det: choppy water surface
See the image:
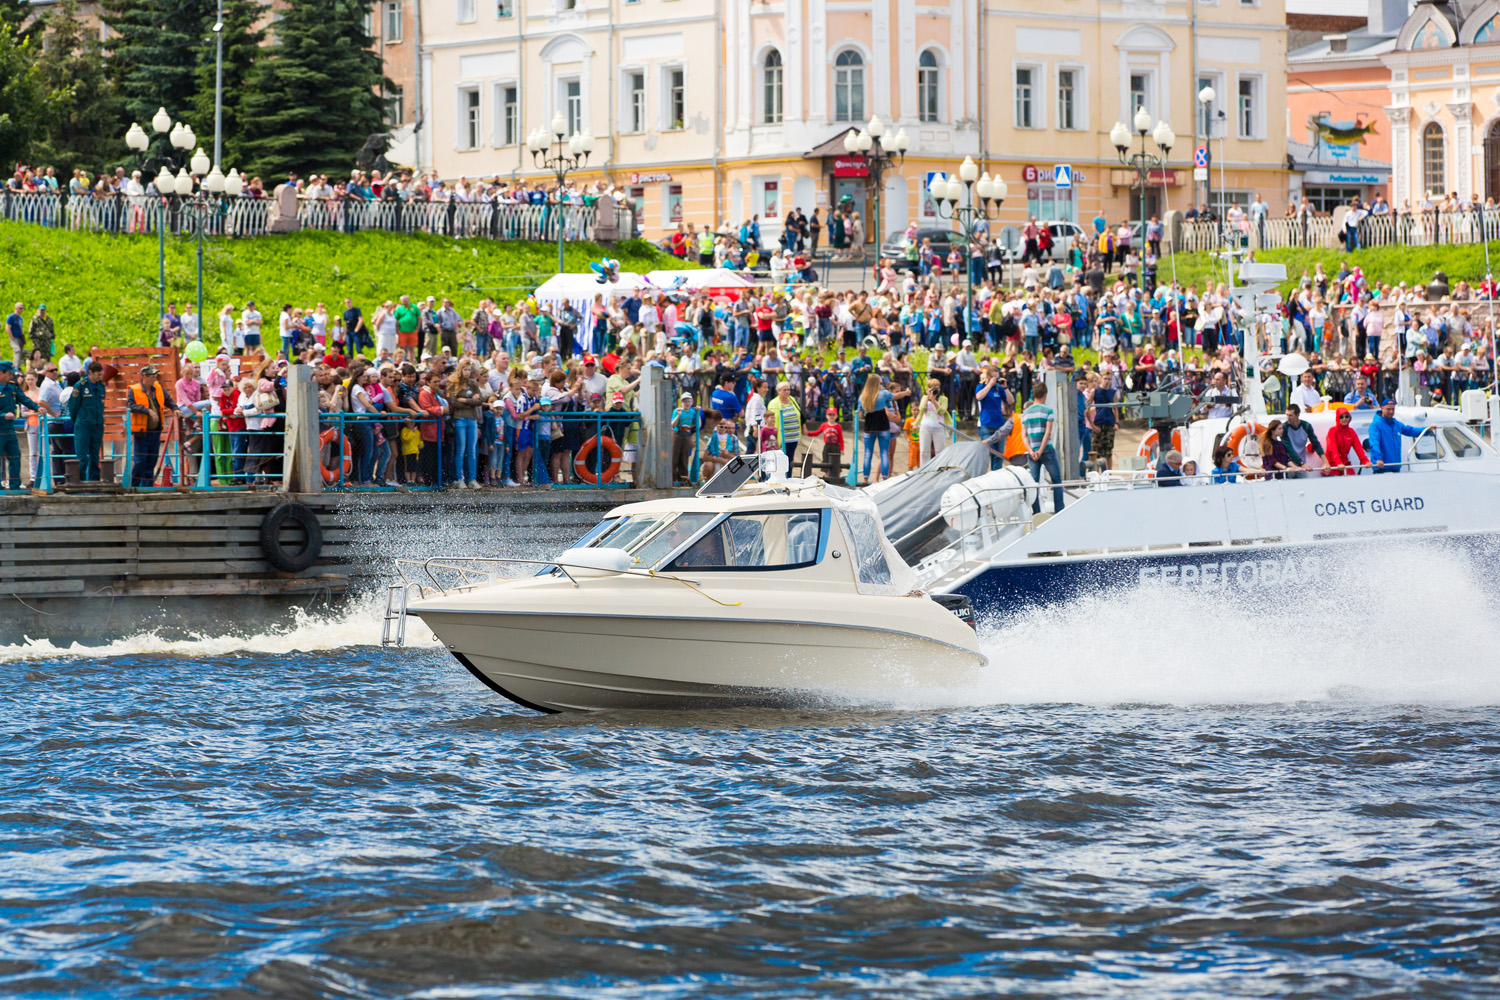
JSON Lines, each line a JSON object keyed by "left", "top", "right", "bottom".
{"left": 2, "top": 592, "right": 1499, "bottom": 998}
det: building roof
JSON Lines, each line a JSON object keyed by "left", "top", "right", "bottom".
{"left": 1286, "top": 0, "right": 1370, "bottom": 16}
{"left": 1288, "top": 138, "right": 1392, "bottom": 175}
{"left": 1288, "top": 32, "right": 1398, "bottom": 61}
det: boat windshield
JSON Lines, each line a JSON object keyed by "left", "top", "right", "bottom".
{"left": 664, "top": 510, "right": 825, "bottom": 571}
{"left": 570, "top": 512, "right": 718, "bottom": 564}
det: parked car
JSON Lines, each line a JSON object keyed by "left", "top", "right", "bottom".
{"left": 879, "top": 227, "right": 957, "bottom": 271}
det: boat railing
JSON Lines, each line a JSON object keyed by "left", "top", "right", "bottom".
{"left": 393, "top": 556, "right": 583, "bottom": 599}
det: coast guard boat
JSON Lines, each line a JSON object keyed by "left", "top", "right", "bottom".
{"left": 879, "top": 262, "right": 1500, "bottom": 615}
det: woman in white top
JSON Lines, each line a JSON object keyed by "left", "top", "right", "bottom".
{"left": 311, "top": 303, "right": 330, "bottom": 347}
{"left": 219, "top": 304, "right": 240, "bottom": 355}
{"left": 373, "top": 300, "right": 398, "bottom": 357}
{"left": 743, "top": 379, "right": 768, "bottom": 452}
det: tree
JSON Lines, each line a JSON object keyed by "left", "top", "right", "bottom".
{"left": 190, "top": 0, "right": 264, "bottom": 171}
{"left": 0, "top": 25, "right": 43, "bottom": 167}
{"left": 100, "top": 0, "right": 213, "bottom": 130}
{"left": 29, "top": 0, "right": 120, "bottom": 178}
{"left": 0, "top": 0, "right": 29, "bottom": 35}
{"left": 238, "top": 0, "right": 390, "bottom": 180}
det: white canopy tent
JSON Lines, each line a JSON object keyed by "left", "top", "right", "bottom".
{"left": 644, "top": 269, "right": 755, "bottom": 296}
{"left": 531, "top": 272, "right": 655, "bottom": 353}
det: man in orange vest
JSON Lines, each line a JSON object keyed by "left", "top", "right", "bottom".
{"left": 127, "top": 365, "right": 178, "bottom": 488}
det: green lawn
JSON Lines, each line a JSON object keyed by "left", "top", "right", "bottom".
{"left": 0, "top": 222, "right": 676, "bottom": 349}
{"left": 1164, "top": 243, "right": 1500, "bottom": 294}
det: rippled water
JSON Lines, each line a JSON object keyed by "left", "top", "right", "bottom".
{"left": 2, "top": 599, "right": 1498, "bottom": 1000}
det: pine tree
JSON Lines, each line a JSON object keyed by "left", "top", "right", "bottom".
{"left": 100, "top": 0, "right": 213, "bottom": 130}
{"left": 190, "top": 0, "right": 265, "bottom": 172}
{"left": 0, "top": 23, "right": 43, "bottom": 166}
{"left": 238, "top": 0, "right": 390, "bottom": 181}
{"left": 29, "top": 0, "right": 120, "bottom": 178}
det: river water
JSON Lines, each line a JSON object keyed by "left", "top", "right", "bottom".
{"left": 2, "top": 545, "right": 1498, "bottom": 998}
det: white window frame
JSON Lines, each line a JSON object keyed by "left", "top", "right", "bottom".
{"left": 388, "top": 93, "right": 404, "bottom": 125}
{"left": 496, "top": 0, "right": 513, "bottom": 15}
{"left": 662, "top": 64, "right": 686, "bottom": 131}
{"left": 1126, "top": 67, "right": 1155, "bottom": 122}
{"left": 1013, "top": 62, "right": 1044, "bottom": 130}
{"left": 493, "top": 81, "right": 518, "bottom": 146}
{"left": 1423, "top": 121, "right": 1447, "bottom": 195}
{"left": 556, "top": 75, "right": 582, "bottom": 136}
{"left": 456, "top": 0, "right": 476, "bottom": 23}
{"left": 917, "top": 49, "right": 942, "bottom": 124}
{"left": 833, "top": 49, "right": 866, "bottom": 123}
{"left": 1235, "top": 71, "right": 1265, "bottom": 140}
{"left": 384, "top": 0, "right": 403, "bottom": 41}
{"left": 763, "top": 49, "right": 785, "bottom": 125}
{"left": 621, "top": 68, "right": 647, "bottom": 134}
{"left": 1055, "top": 63, "right": 1086, "bottom": 132}
{"left": 457, "top": 86, "right": 481, "bottom": 151}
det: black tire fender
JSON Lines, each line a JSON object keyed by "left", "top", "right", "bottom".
{"left": 259, "top": 501, "right": 323, "bottom": 573}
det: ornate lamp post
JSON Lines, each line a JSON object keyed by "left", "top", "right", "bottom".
{"left": 928, "top": 157, "right": 1006, "bottom": 339}
{"left": 126, "top": 109, "right": 198, "bottom": 321}
{"left": 843, "top": 115, "right": 908, "bottom": 270}
{"left": 1197, "top": 86, "right": 1227, "bottom": 237}
{"left": 1110, "top": 108, "right": 1175, "bottom": 292}
{"left": 527, "top": 114, "right": 595, "bottom": 275}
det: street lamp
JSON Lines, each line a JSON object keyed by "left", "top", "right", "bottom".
{"left": 928, "top": 156, "right": 1006, "bottom": 340}
{"left": 1198, "top": 86, "right": 1228, "bottom": 230}
{"left": 124, "top": 107, "right": 236, "bottom": 328}
{"left": 1111, "top": 108, "right": 1174, "bottom": 293}
{"left": 528, "top": 115, "right": 594, "bottom": 275}
{"left": 843, "top": 115, "right": 908, "bottom": 279}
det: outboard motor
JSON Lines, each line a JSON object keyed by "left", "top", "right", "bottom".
{"left": 930, "top": 593, "right": 976, "bottom": 630}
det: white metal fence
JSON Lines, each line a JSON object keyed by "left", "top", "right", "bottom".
{"left": 0, "top": 190, "right": 635, "bottom": 242}
{"left": 1178, "top": 210, "right": 1500, "bottom": 254}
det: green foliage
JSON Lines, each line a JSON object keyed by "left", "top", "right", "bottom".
{"left": 100, "top": 0, "right": 213, "bottom": 128}
{"left": 0, "top": 25, "right": 41, "bottom": 166}
{"left": 238, "top": 0, "right": 390, "bottom": 180}
{"left": 1168, "top": 244, "right": 1500, "bottom": 295}
{"left": 190, "top": 0, "right": 265, "bottom": 170}
{"left": 28, "top": 0, "right": 119, "bottom": 179}
{"left": 0, "top": 222, "right": 680, "bottom": 348}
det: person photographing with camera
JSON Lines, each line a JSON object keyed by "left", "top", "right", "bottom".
{"left": 915, "top": 377, "right": 950, "bottom": 467}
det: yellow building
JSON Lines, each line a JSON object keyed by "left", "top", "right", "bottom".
{"left": 418, "top": 0, "right": 1289, "bottom": 241}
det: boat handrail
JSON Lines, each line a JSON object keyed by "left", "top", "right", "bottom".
{"left": 394, "top": 555, "right": 705, "bottom": 598}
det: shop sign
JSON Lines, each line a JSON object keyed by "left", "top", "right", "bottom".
{"left": 630, "top": 172, "right": 673, "bottom": 184}
{"left": 832, "top": 156, "right": 868, "bottom": 177}
{"left": 1023, "top": 165, "right": 1086, "bottom": 184}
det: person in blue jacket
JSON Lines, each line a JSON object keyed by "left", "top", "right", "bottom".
{"left": 1367, "top": 399, "right": 1425, "bottom": 472}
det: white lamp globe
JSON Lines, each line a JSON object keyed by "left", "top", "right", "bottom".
{"left": 190, "top": 147, "right": 211, "bottom": 175}
{"left": 174, "top": 168, "right": 194, "bottom": 196}
{"left": 125, "top": 122, "right": 148, "bottom": 151}
{"left": 990, "top": 175, "right": 1008, "bottom": 202}
{"left": 152, "top": 107, "right": 171, "bottom": 133}
{"left": 1198, "top": 86, "right": 1216, "bottom": 106}
{"left": 928, "top": 172, "right": 948, "bottom": 199}
{"left": 551, "top": 113, "right": 567, "bottom": 137}
{"left": 959, "top": 156, "right": 979, "bottom": 183}
{"left": 1133, "top": 105, "right": 1152, "bottom": 134}
{"left": 867, "top": 115, "right": 884, "bottom": 138}
{"left": 204, "top": 164, "right": 225, "bottom": 193}
{"left": 223, "top": 169, "right": 243, "bottom": 197}
{"left": 1110, "top": 121, "right": 1130, "bottom": 150}
{"left": 154, "top": 166, "right": 174, "bottom": 192}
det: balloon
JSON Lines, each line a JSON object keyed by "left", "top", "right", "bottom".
{"left": 184, "top": 340, "right": 208, "bottom": 362}
{"left": 589, "top": 257, "right": 621, "bottom": 285}
{"left": 949, "top": 333, "right": 960, "bottom": 347}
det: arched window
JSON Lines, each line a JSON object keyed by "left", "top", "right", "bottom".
{"left": 834, "top": 49, "right": 865, "bottom": 123}
{"left": 762, "top": 49, "right": 783, "bottom": 124}
{"left": 918, "top": 50, "right": 940, "bottom": 123}
{"left": 1424, "top": 122, "right": 1447, "bottom": 195}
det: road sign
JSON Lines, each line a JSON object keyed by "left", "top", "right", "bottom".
{"left": 1053, "top": 164, "right": 1073, "bottom": 188}
{"left": 1193, "top": 167, "right": 1208, "bottom": 182}
{"left": 1194, "top": 146, "right": 1210, "bottom": 168}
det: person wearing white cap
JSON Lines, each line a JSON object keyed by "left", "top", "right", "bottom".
{"left": 671, "top": 390, "right": 701, "bottom": 486}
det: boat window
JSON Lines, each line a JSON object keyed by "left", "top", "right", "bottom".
{"left": 665, "top": 511, "right": 823, "bottom": 571}
{"left": 632, "top": 513, "right": 719, "bottom": 567}
{"left": 1442, "top": 426, "right": 1483, "bottom": 458}
{"left": 590, "top": 514, "right": 673, "bottom": 553}
{"left": 838, "top": 508, "right": 893, "bottom": 589}
{"left": 1412, "top": 429, "right": 1443, "bottom": 463}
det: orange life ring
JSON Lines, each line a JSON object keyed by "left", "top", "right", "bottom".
{"left": 574, "top": 435, "right": 623, "bottom": 484}
{"left": 1221, "top": 422, "right": 1266, "bottom": 458}
{"left": 1137, "top": 428, "right": 1158, "bottom": 458}
{"left": 319, "top": 426, "right": 353, "bottom": 485}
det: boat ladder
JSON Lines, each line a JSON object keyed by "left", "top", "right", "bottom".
{"left": 381, "top": 582, "right": 420, "bottom": 647}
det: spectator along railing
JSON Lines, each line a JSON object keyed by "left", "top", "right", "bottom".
{"left": 1178, "top": 209, "right": 1500, "bottom": 254}
{"left": 0, "top": 190, "right": 634, "bottom": 243}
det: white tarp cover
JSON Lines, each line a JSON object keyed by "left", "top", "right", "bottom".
{"left": 532, "top": 272, "right": 654, "bottom": 354}
{"left": 645, "top": 268, "right": 755, "bottom": 291}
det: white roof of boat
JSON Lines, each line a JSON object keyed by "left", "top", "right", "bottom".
{"left": 608, "top": 479, "right": 843, "bottom": 518}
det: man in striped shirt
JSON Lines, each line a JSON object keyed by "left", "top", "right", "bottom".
{"left": 1021, "top": 382, "right": 1064, "bottom": 514}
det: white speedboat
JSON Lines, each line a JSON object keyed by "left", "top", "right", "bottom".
{"left": 393, "top": 455, "right": 983, "bottom": 712}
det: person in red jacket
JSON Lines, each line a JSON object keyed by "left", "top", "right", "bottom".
{"left": 1323, "top": 407, "right": 1370, "bottom": 475}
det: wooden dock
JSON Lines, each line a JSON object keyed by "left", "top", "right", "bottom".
{"left": 0, "top": 487, "right": 684, "bottom": 644}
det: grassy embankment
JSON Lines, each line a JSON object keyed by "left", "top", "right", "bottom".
{"left": 1164, "top": 244, "right": 1500, "bottom": 295}
{"left": 0, "top": 221, "right": 678, "bottom": 350}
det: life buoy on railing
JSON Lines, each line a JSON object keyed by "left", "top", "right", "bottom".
{"left": 1222, "top": 422, "right": 1268, "bottom": 476}
{"left": 259, "top": 501, "right": 324, "bottom": 572}
{"left": 319, "top": 427, "right": 353, "bottom": 485}
{"left": 1138, "top": 428, "right": 1159, "bottom": 466}
{"left": 574, "top": 435, "right": 623, "bottom": 484}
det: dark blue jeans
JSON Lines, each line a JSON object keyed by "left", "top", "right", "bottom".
{"left": 1028, "top": 446, "right": 1064, "bottom": 513}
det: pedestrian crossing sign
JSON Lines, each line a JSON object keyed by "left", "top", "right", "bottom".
{"left": 1053, "top": 164, "right": 1072, "bottom": 188}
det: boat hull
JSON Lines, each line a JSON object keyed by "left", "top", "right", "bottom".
{"left": 416, "top": 610, "right": 984, "bottom": 712}
{"left": 947, "top": 529, "right": 1500, "bottom": 618}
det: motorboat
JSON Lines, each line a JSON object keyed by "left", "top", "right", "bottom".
{"left": 390, "top": 454, "right": 983, "bottom": 712}
{"left": 868, "top": 261, "right": 1500, "bottom": 617}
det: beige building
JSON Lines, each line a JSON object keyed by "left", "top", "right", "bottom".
{"left": 416, "top": 0, "right": 1289, "bottom": 241}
